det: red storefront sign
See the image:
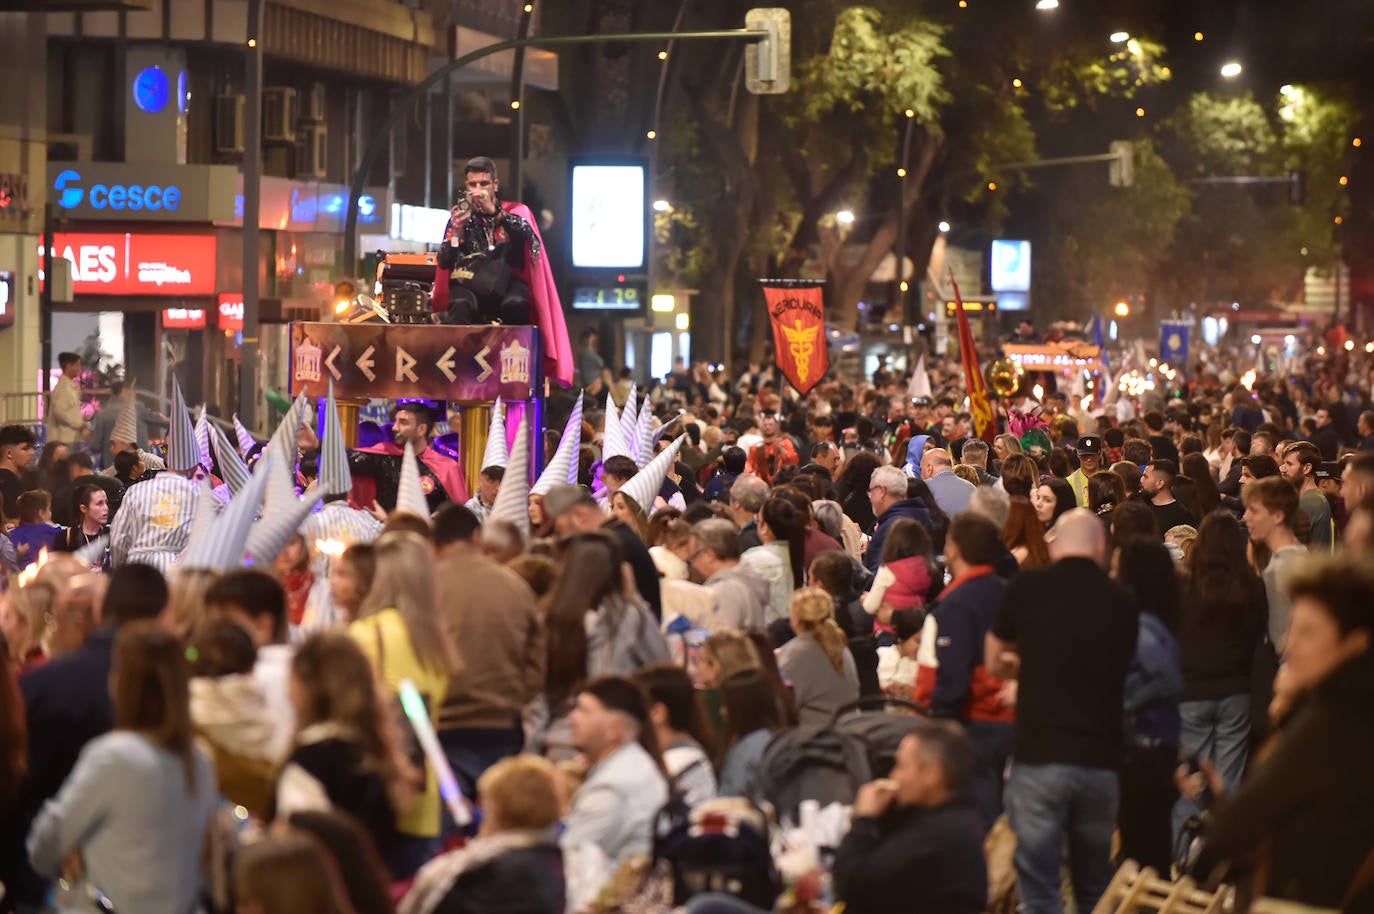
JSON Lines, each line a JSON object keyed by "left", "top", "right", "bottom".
{"left": 46, "top": 232, "right": 217, "bottom": 296}
{"left": 217, "top": 294, "right": 244, "bottom": 331}
{"left": 162, "top": 308, "right": 207, "bottom": 330}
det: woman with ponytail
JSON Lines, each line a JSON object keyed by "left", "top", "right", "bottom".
{"left": 777, "top": 587, "right": 859, "bottom": 727}
{"left": 743, "top": 496, "right": 808, "bottom": 623}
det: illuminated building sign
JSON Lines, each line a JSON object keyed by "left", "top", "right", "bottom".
{"left": 43, "top": 232, "right": 218, "bottom": 296}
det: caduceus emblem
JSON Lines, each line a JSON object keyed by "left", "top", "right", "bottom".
{"left": 782, "top": 318, "right": 820, "bottom": 385}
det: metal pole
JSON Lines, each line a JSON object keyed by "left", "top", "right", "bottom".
{"left": 508, "top": 4, "right": 533, "bottom": 201}
{"left": 444, "top": 73, "right": 454, "bottom": 206}
{"left": 343, "top": 28, "right": 769, "bottom": 268}
{"left": 41, "top": 203, "right": 54, "bottom": 386}
{"left": 239, "top": 0, "right": 265, "bottom": 431}
{"left": 895, "top": 117, "right": 914, "bottom": 327}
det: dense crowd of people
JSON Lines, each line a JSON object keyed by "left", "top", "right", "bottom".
{"left": 0, "top": 328, "right": 1372, "bottom": 914}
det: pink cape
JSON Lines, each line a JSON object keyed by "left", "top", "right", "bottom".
{"left": 432, "top": 200, "right": 574, "bottom": 388}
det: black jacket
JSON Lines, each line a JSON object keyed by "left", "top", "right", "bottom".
{"left": 834, "top": 801, "right": 988, "bottom": 914}
{"left": 433, "top": 843, "right": 566, "bottom": 914}
{"left": 1197, "top": 651, "right": 1374, "bottom": 912}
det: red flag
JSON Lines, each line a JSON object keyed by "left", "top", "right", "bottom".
{"left": 761, "top": 282, "right": 829, "bottom": 395}
{"left": 950, "top": 273, "right": 996, "bottom": 444}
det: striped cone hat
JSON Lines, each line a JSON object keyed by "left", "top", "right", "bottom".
{"left": 488, "top": 412, "right": 530, "bottom": 536}
{"left": 233, "top": 414, "right": 256, "bottom": 456}
{"left": 318, "top": 380, "right": 352, "bottom": 497}
{"left": 601, "top": 391, "right": 628, "bottom": 461}
{"left": 620, "top": 384, "right": 641, "bottom": 464}
{"left": 165, "top": 375, "right": 201, "bottom": 472}
{"left": 268, "top": 393, "right": 307, "bottom": 466}
{"left": 210, "top": 420, "right": 253, "bottom": 496}
{"left": 635, "top": 401, "right": 656, "bottom": 469}
{"left": 480, "top": 397, "right": 508, "bottom": 471}
{"left": 181, "top": 464, "right": 269, "bottom": 572}
{"left": 111, "top": 394, "right": 138, "bottom": 445}
{"left": 617, "top": 434, "right": 685, "bottom": 515}
{"left": 532, "top": 394, "right": 583, "bottom": 495}
{"left": 246, "top": 477, "right": 325, "bottom": 565}
{"left": 194, "top": 406, "right": 213, "bottom": 471}
{"left": 395, "top": 439, "right": 431, "bottom": 523}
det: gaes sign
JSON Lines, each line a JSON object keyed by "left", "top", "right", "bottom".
{"left": 42, "top": 233, "right": 217, "bottom": 296}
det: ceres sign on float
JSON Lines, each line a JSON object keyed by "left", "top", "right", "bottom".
{"left": 41, "top": 233, "right": 217, "bottom": 296}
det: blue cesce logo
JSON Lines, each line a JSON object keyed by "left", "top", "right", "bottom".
{"left": 53, "top": 170, "right": 84, "bottom": 208}
{"left": 52, "top": 170, "right": 182, "bottom": 212}
{"left": 133, "top": 66, "right": 170, "bottom": 114}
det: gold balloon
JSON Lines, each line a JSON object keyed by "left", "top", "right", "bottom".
{"left": 986, "top": 358, "right": 1023, "bottom": 398}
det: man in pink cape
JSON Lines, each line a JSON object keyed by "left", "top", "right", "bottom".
{"left": 349, "top": 401, "right": 469, "bottom": 513}
{"left": 433, "top": 156, "right": 573, "bottom": 389}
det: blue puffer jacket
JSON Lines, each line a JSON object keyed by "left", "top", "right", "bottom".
{"left": 1123, "top": 611, "right": 1183, "bottom": 749}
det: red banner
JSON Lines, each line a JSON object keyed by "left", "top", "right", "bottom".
{"left": 951, "top": 273, "right": 996, "bottom": 444}
{"left": 761, "top": 282, "right": 829, "bottom": 395}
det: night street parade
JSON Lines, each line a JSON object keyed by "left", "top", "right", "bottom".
{"left": 0, "top": 1, "right": 1372, "bottom": 912}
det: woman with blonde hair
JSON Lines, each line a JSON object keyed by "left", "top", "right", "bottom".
{"left": 777, "top": 587, "right": 859, "bottom": 726}
{"left": 279, "top": 631, "right": 413, "bottom": 876}
{"left": 164, "top": 567, "right": 221, "bottom": 642}
{"left": 28, "top": 622, "right": 217, "bottom": 914}
{"left": 350, "top": 530, "right": 460, "bottom": 875}
{"left": 610, "top": 489, "right": 651, "bottom": 543}
{"left": 0, "top": 579, "right": 57, "bottom": 672}
{"left": 402, "top": 755, "right": 566, "bottom": 914}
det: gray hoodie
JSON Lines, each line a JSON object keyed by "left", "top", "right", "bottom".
{"left": 704, "top": 563, "right": 771, "bottom": 632}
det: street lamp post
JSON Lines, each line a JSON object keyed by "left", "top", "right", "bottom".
{"left": 239, "top": 0, "right": 265, "bottom": 432}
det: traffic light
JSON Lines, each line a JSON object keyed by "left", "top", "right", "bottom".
{"left": 1109, "top": 141, "right": 1135, "bottom": 188}
{"left": 745, "top": 9, "right": 791, "bottom": 95}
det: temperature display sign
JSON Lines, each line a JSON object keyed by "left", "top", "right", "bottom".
{"left": 572, "top": 284, "right": 644, "bottom": 311}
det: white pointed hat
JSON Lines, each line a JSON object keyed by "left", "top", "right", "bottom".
{"left": 318, "top": 380, "right": 352, "bottom": 497}
{"left": 194, "top": 406, "right": 214, "bottom": 471}
{"left": 112, "top": 393, "right": 138, "bottom": 445}
{"left": 620, "top": 385, "right": 641, "bottom": 464}
{"left": 488, "top": 412, "right": 530, "bottom": 536}
{"left": 181, "top": 478, "right": 219, "bottom": 558}
{"left": 480, "top": 397, "right": 508, "bottom": 471}
{"left": 181, "top": 463, "right": 270, "bottom": 572}
{"left": 532, "top": 394, "right": 583, "bottom": 495}
{"left": 907, "top": 354, "right": 933, "bottom": 401}
{"left": 246, "top": 486, "right": 325, "bottom": 565}
{"left": 268, "top": 393, "right": 307, "bottom": 469}
{"left": 232, "top": 414, "right": 257, "bottom": 457}
{"left": 165, "top": 375, "right": 201, "bottom": 472}
{"left": 635, "top": 401, "right": 656, "bottom": 468}
{"left": 617, "top": 434, "right": 685, "bottom": 514}
{"left": 209, "top": 421, "right": 253, "bottom": 496}
{"left": 601, "top": 391, "right": 628, "bottom": 461}
{"left": 395, "top": 439, "right": 431, "bottom": 522}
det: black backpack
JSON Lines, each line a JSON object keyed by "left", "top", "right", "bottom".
{"left": 652, "top": 793, "right": 780, "bottom": 909}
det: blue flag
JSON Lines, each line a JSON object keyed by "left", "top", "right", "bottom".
{"left": 1160, "top": 322, "right": 1189, "bottom": 369}
{"left": 1091, "top": 314, "right": 1111, "bottom": 371}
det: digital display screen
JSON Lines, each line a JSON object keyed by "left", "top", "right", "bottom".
{"left": 991, "top": 239, "right": 1031, "bottom": 292}
{"left": 571, "top": 164, "right": 646, "bottom": 269}
{"left": 573, "top": 285, "right": 643, "bottom": 311}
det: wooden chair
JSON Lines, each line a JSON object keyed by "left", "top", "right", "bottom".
{"left": 1092, "top": 860, "right": 1234, "bottom": 914}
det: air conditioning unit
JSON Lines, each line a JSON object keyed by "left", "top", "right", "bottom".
{"left": 215, "top": 94, "right": 245, "bottom": 154}
{"left": 302, "top": 83, "right": 326, "bottom": 123}
{"left": 263, "top": 87, "right": 298, "bottom": 143}
{"left": 297, "top": 125, "right": 328, "bottom": 179}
